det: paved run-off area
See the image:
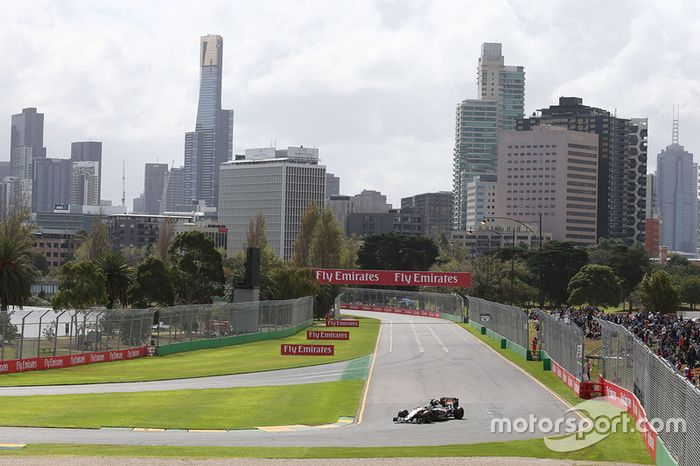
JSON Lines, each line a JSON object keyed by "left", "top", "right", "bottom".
{"left": 0, "top": 310, "right": 575, "bottom": 447}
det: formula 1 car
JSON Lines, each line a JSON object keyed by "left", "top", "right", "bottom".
{"left": 393, "top": 397, "right": 465, "bottom": 423}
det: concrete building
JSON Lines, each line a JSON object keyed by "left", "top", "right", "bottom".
{"left": 656, "top": 125, "right": 698, "bottom": 253}
{"left": 478, "top": 43, "right": 526, "bottom": 131}
{"left": 350, "top": 189, "right": 391, "bottom": 213}
{"left": 32, "top": 228, "right": 79, "bottom": 269}
{"left": 106, "top": 213, "right": 193, "bottom": 251}
{"left": 325, "top": 173, "right": 340, "bottom": 200}
{"left": 144, "top": 163, "right": 169, "bottom": 215}
{"left": 463, "top": 175, "right": 497, "bottom": 232}
{"left": 449, "top": 225, "right": 552, "bottom": 258}
{"left": 70, "top": 142, "right": 102, "bottom": 204}
{"left": 218, "top": 147, "right": 325, "bottom": 260}
{"left": 496, "top": 125, "right": 599, "bottom": 245}
{"left": 32, "top": 158, "right": 71, "bottom": 213}
{"left": 346, "top": 209, "right": 422, "bottom": 238}
{"left": 160, "top": 167, "right": 188, "bottom": 213}
{"left": 0, "top": 161, "right": 10, "bottom": 179}
{"left": 132, "top": 193, "right": 145, "bottom": 213}
{"left": 400, "top": 191, "right": 453, "bottom": 235}
{"left": 518, "top": 97, "right": 647, "bottom": 244}
{"left": 328, "top": 195, "right": 351, "bottom": 233}
{"left": 184, "top": 34, "right": 234, "bottom": 208}
{"left": 645, "top": 217, "right": 661, "bottom": 258}
{"left": 70, "top": 161, "right": 100, "bottom": 206}
{"left": 10, "top": 108, "right": 47, "bottom": 211}
{"left": 645, "top": 173, "right": 657, "bottom": 219}
{"left": 174, "top": 221, "right": 229, "bottom": 249}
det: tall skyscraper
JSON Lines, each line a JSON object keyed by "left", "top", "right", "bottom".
{"left": 160, "top": 167, "right": 187, "bottom": 213}
{"left": 184, "top": 34, "right": 234, "bottom": 208}
{"left": 325, "top": 173, "right": 340, "bottom": 200}
{"left": 452, "top": 43, "right": 524, "bottom": 229}
{"left": 496, "top": 125, "right": 599, "bottom": 245}
{"left": 10, "top": 108, "right": 46, "bottom": 210}
{"left": 401, "top": 191, "right": 453, "bottom": 235}
{"left": 517, "top": 97, "right": 648, "bottom": 244}
{"left": 218, "top": 147, "right": 325, "bottom": 260}
{"left": 656, "top": 120, "right": 698, "bottom": 253}
{"left": 70, "top": 161, "right": 100, "bottom": 206}
{"left": 71, "top": 141, "right": 102, "bottom": 204}
{"left": 32, "top": 158, "right": 72, "bottom": 213}
{"left": 144, "top": 163, "right": 169, "bottom": 214}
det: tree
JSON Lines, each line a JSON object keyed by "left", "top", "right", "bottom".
{"left": 153, "top": 217, "right": 175, "bottom": 267}
{"left": 665, "top": 254, "right": 700, "bottom": 277}
{"left": 309, "top": 208, "right": 343, "bottom": 268}
{"left": 680, "top": 275, "right": 700, "bottom": 310}
{"left": 30, "top": 251, "right": 49, "bottom": 276}
{"left": 246, "top": 212, "right": 267, "bottom": 249}
{"left": 268, "top": 265, "right": 320, "bottom": 300}
{"left": 75, "top": 218, "right": 109, "bottom": 262}
{"left": 0, "top": 311, "right": 18, "bottom": 344}
{"left": 97, "top": 251, "right": 134, "bottom": 309}
{"left": 340, "top": 235, "right": 362, "bottom": 269}
{"left": 526, "top": 241, "right": 588, "bottom": 306}
{"left": 169, "top": 231, "right": 224, "bottom": 304}
{"left": 638, "top": 269, "right": 681, "bottom": 314}
{"left": 292, "top": 204, "right": 320, "bottom": 267}
{"left": 588, "top": 239, "right": 650, "bottom": 305}
{"left": 121, "top": 246, "right": 148, "bottom": 267}
{"left": 0, "top": 209, "right": 39, "bottom": 311}
{"left": 358, "top": 233, "right": 439, "bottom": 271}
{"left": 128, "top": 257, "right": 175, "bottom": 307}
{"left": 52, "top": 262, "right": 107, "bottom": 310}
{"left": 567, "top": 264, "right": 622, "bottom": 307}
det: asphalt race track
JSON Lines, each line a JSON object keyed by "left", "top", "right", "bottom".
{"left": 0, "top": 310, "right": 573, "bottom": 447}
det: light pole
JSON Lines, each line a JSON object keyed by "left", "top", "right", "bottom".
{"left": 471, "top": 226, "right": 516, "bottom": 305}
{"left": 481, "top": 213, "right": 544, "bottom": 309}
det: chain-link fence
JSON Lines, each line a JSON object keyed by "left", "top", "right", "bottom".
{"left": 535, "top": 309, "right": 585, "bottom": 381}
{"left": 336, "top": 287, "right": 464, "bottom": 319}
{"left": 0, "top": 307, "right": 156, "bottom": 361}
{"left": 598, "top": 319, "right": 700, "bottom": 466}
{"left": 466, "top": 296, "right": 529, "bottom": 351}
{"left": 155, "top": 297, "right": 314, "bottom": 347}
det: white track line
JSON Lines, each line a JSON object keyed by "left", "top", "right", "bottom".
{"left": 410, "top": 322, "right": 424, "bottom": 353}
{"left": 426, "top": 324, "right": 449, "bottom": 353}
{"left": 389, "top": 322, "right": 393, "bottom": 353}
{"left": 448, "top": 324, "right": 472, "bottom": 342}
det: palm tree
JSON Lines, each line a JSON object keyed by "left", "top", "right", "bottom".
{"left": 0, "top": 238, "right": 39, "bottom": 311}
{"left": 97, "top": 251, "right": 134, "bottom": 309}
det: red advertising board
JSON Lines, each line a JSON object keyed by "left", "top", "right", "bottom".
{"left": 280, "top": 344, "right": 335, "bottom": 356}
{"left": 325, "top": 319, "right": 360, "bottom": 327}
{"left": 551, "top": 360, "right": 582, "bottom": 396}
{"left": 0, "top": 347, "right": 147, "bottom": 376}
{"left": 342, "top": 303, "right": 441, "bottom": 319}
{"left": 314, "top": 269, "right": 470, "bottom": 288}
{"left": 307, "top": 330, "right": 350, "bottom": 340}
{"left": 600, "top": 377, "right": 657, "bottom": 459}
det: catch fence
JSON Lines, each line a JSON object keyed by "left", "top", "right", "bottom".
{"left": 335, "top": 287, "right": 464, "bottom": 321}
{"left": 466, "top": 296, "right": 528, "bottom": 353}
{"left": 535, "top": 309, "right": 586, "bottom": 382}
{"left": 0, "top": 308, "right": 155, "bottom": 361}
{"left": 598, "top": 319, "right": 700, "bottom": 466}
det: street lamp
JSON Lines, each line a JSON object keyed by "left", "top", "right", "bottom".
{"left": 481, "top": 213, "right": 544, "bottom": 309}
{"left": 470, "top": 226, "right": 516, "bottom": 305}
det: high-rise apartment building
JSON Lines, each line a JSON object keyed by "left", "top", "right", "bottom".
{"left": 517, "top": 97, "right": 647, "bottom": 244}
{"left": 32, "top": 158, "right": 72, "bottom": 213}
{"left": 0, "top": 161, "right": 10, "bottom": 180}
{"left": 70, "top": 141, "right": 102, "bottom": 205}
{"left": 10, "top": 108, "right": 46, "bottom": 210}
{"left": 400, "top": 191, "right": 453, "bottom": 235}
{"left": 656, "top": 123, "right": 697, "bottom": 253}
{"left": 453, "top": 43, "right": 524, "bottom": 230}
{"left": 325, "top": 173, "right": 340, "bottom": 200}
{"left": 160, "top": 167, "right": 187, "bottom": 213}
{"left": 184, "top": 34, "right": 234, "bottom": 208}
{"left": 70, "top": 161, "right": 100, "bottom": 206}
{"left": 144, "top": 163, "right": 169, "bottom": 215}
{"left": 463, "top": 174, "right": 497, "bottom": 231}
{"left": 218, "top": 147, "right": 325, "bottom": 260}
{"left": 496, "top": 125, "right": 599, "bottom": 245}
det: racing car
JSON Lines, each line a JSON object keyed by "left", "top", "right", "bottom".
{"left": 393, "top": 396, "right": 464, "bottom": 423}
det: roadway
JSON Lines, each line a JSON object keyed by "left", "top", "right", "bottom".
{"left": 0, "top": 310, "right": 573, "bottom": 447}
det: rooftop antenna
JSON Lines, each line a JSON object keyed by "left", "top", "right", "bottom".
{"left": 672, "top": 105, "right": 679, "bottom": 145}
{"left": 121, "top": 160, "right": 126, "bottom": 207}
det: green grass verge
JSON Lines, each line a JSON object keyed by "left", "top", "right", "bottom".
{"left": 459, "top": 323, "right": 652, "bottom": 464}
{"left": 0, "top": 428, "right": 651, "bottom": 463}
{"left": 0, "top": 380, "right": 363, "bottom": 430}
{"left": 0, "top": 316, "right": 379, "bottom": 387}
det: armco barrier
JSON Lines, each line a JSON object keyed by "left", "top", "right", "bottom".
{"left": 342, "top": 303, "right": 441, "bottom": 319}
{"left": 157, "top": 320, "right": 312, "bottom": 356}
{"left": 0, "top": 347, "right": 147, "bottom": 375}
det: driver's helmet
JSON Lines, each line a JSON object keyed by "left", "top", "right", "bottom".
{"left": 430, "top": 399, "right": 440, "bottom": 406}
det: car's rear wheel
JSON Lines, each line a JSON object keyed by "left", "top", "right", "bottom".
{"left": 422, "top": 411, "right": 432, "bottom": 424}
{"left": 454, "top": 407, "right": 465, "bottom": 420}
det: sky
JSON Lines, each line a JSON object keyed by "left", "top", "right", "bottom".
{"left": 1, "top": 0, "right": 699, "bottom": 208}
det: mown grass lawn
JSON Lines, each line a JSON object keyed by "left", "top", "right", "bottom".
{"left": 0, "top": 316, "right": 379, "bottom": 387}
{"left": 0, "top": 380, "right": 363, "bottom": 430}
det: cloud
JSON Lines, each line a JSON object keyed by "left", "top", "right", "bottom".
{"left": 0, "top": 0, "right": 698, "bottom": 208}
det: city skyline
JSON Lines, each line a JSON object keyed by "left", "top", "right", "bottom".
{"left": 1, "top": 1, "right": 700, "bottom": 207}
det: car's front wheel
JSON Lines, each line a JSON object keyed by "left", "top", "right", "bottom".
{"left": 454, "top": 407, "right": 465, "bottom": 420}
